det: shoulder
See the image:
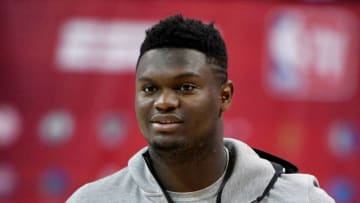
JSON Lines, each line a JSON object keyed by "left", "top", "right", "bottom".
{"left": 268, "top": 173, "right": 335, "bottom": 203}
{"left": 66, "top": 146, "right": 162, "bottom": 203}
{"left": 66, "top": 167, "right": 136, "bottom": 202}
{"left": 223, "top": 138, "right": 335, "bottom": 202}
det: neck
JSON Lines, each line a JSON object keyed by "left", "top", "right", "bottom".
{"left": 148, "top": 141, "right": 227, "bottom": 192}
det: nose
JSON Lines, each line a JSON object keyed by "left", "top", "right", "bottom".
{"left": 154, "top": 89, "right": 179, "bottom": 112}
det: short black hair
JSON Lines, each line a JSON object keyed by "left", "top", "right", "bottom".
{"left": 137, "top": 14, "right": 228, "bottom": 83}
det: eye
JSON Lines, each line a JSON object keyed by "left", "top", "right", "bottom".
{"left": 178, "top": 84, "right": 197, "bottom": 93}
{"left": 142, "top": 85, "right": 158, "bottom": 94}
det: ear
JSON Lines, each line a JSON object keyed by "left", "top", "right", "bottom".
{"left": 219, "top": 80, "right": 234, "bottom": 114}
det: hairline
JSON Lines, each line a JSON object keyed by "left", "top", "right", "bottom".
{"left": 136, "top": 48, "right": 227, "bottom": 86}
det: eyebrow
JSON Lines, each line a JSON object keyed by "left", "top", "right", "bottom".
{"left": 174, "top": 72, "right": 201, "bottom": 80}
{"left": 137, "top": 72, "right": 201, "bottom": 82}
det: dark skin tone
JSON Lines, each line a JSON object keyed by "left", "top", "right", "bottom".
{"left": 135, "top": 48, "right": 233, "bottom": 192}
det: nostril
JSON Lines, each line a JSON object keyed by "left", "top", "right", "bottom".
{"left": 155, "top": 103, "right": 176, "bottom": 112}
{"left": 154, "top": 91, "right": 179, "bottom": 111}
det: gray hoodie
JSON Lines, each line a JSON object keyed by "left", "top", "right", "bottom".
{"left": 66, "top": 138, "right": 335, "bottom": 203}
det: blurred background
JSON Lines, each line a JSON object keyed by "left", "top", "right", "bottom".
{"left": 1, "top": 0, "right": 360, "bottom": 202}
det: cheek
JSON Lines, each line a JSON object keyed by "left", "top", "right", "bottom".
{"left": 135, "top": 97, "right": 152, "bottom": 125}
{"left": 182, "top": 97, "right": 219, "bottom": 139}
{"left": 185, "top": 92, "right": 220, "bottom": 118}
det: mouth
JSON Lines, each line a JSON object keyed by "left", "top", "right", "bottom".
{"left": 150, "top": 114, "right": 183, "bottom": 132}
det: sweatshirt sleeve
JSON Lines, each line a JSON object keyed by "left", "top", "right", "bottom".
{"left": 65, "top": 183, "right": 89, "bottom": 203}
{"left": 308, "top": 176, "right": 335, "bottom": 203}
{"left": 269, "top": 173, "right": 336, "bottom": 203}
{"left": 65, "top": 192, "right": 77, "bottom": 203}
{"left": 65, "top": 184, "right": 89, "bottom": 203}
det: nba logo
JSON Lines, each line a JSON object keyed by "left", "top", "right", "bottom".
{"left": 264, "top": 8, "right": 358, "bottom": 101}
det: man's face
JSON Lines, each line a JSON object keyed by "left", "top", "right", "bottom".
{"left": 135, "top": 48, "right": 226, "bottom": 153}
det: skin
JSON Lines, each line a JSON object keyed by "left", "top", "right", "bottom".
{"left": 135, "top": 48, "right": 233, "bottom": 192}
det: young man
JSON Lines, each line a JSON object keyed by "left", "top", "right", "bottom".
{"left": 67, "top": 15, "right": 335, "bottom": 203}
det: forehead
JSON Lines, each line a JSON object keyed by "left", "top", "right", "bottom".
{"left": 136, "top": 48, "right": 211, "bottom": 78}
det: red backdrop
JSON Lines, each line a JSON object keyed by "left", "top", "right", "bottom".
{"left": 1, "top": 1, "right": 359, "bottom": 203}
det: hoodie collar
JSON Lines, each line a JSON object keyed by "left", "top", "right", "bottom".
{"left": 127, "top": 138, "right": 276, "bottom": 202}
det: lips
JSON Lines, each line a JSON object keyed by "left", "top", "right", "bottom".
{"left": 150, "top": 114, "right": 183, "bottom": 123}
{"left": 150, "top": 114, "right": 183, "bottom": 132}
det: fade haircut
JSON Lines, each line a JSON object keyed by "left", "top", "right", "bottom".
{"left": 137, "top": 14, "right": 228, "bottom": 84}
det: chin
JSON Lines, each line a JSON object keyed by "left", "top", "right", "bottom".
{"left": 151, "top": 139, "right": 184, "bottom": 152}
{"left": 147, "top": 135, "right": 186, "bottom": 151}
